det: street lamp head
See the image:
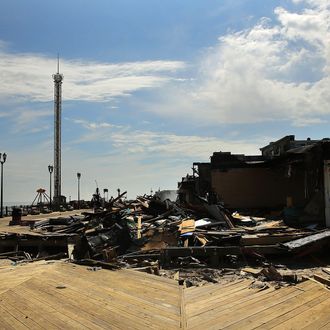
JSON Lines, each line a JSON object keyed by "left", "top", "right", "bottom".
{"left": 77, "top": 172, "right": 81, "bottom": 179}
{"left": 0, "top": 153, "right": 6, "bottom": 163}
{"left": 48, "top": 165, "right": 53, "bottom": 174}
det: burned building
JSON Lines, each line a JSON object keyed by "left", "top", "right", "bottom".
{"left": 178, "top": 162, "right": 211, "bottom": 206}
{"left": 178, "top": 135, "right": 330, "bottom": 227}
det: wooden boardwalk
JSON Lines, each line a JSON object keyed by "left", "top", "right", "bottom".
{"left": 184, "top": 278, "right": 330, "bottom": 329}
{"left": 0, "top": 261, "right": 329, "bottom": 329}
{"left": 0, "top": 209, "right": 89, "bottom": 235}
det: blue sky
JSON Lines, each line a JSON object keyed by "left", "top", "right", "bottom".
{"left": 0, "top": 0, "right": 329, "bottom": 202}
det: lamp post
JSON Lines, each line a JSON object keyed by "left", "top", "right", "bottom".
{"left": 77, "top": 172, "right": 81, "bottom": 209}
{"left": 0, "top": 153, "right": 7, "bottom": 218}
{"left": 48, "top": 165, "right": 53, "bottom": 210}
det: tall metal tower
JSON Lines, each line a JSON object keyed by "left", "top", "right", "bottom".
{"left": 53, "top": 56, "right": 63, "bottom": 204}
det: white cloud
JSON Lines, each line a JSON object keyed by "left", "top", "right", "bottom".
{"left": 0, "top": 50, "right": 185, "bottom": 103}
{"left": 0, "top": 106, "right": 52, "bottom": 134}
{"left": 292, "top": 117, "right": 327, "bottom": 126}
{"left": 142, "top": 0, "right": 330, "bottom": 127}
{"left": 14, "top": 108, "right": 52, "bottom": 127}
{"left": 292, "top": 0, "right": 330, "bottom": 10}
{"left": 3, "top": 0, "right": 327, "bottom": 129}
{"left": 72, "top": 119, "right": 261, "bottom": 158}
{"left": 72, "top": 119, "right": 123, "bottom": 130}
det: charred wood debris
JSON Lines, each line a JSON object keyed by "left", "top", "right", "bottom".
{"left": 1, "top": 191, "right": 330, "bottom": 288}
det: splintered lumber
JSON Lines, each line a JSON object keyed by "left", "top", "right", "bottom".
{"left": 242, "top": 267, "right": 263, "bottom": 276}
{"left": 136, "top": 197, "right": 149, "bottom": 209}
{"left": 179, "top": 219, "right": 195, "bottom": 234}
{"left": 313, "top": 274, "right": 330, "bottom": 287}
{"left": 204, "top": 204, "right": 234, "bottom": 229}
{"left": 322, "top": 268, "right": 330, "bottom": 276}
{"left": 240, "top": 232, "right": 310, "bottom": 246}
{"left": 282, "top": 230, "right": 330, "bottom": 251}
{"left": 109, "top": 191, "right": 127, "bottom": 206}
{"left": 137, "top": 216, "right": 142, "bottom": 239}
{"left": 144, "top": 209, "right": 174, "bottom": 223}
{"left": 74, "top": 259, "right": 121, "bottom": 270}
{"left": 160, "top": 245, "right": 285, "bottom": 258}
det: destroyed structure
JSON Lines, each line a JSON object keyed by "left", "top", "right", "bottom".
{"left": 179, "top": 135, "right": 330, "bottom": 228}
{"left": 0, "top": 135, "right": 330, "bottom": 328}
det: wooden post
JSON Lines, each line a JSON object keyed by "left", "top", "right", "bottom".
{"left": 137, "top": 216, "right": 142, "bottom": 239}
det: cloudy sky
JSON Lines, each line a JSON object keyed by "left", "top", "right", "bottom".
{"left": 0, "top": 0, "right": 329, "bottom": 203}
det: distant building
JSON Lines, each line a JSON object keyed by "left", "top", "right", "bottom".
{"left": 260, "top": 135, "right": 321, "bottom": 159}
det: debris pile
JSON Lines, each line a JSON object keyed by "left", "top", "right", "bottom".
{"left": 1, "top": 191, "right": 330, "bottom": 287}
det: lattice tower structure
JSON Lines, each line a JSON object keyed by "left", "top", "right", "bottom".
{"left": 53, "top": 62, "right": 63, "bottom": 201}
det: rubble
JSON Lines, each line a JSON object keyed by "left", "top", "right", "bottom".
{"left": 0, "top": 189, "right": 329, "bottom": 287}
